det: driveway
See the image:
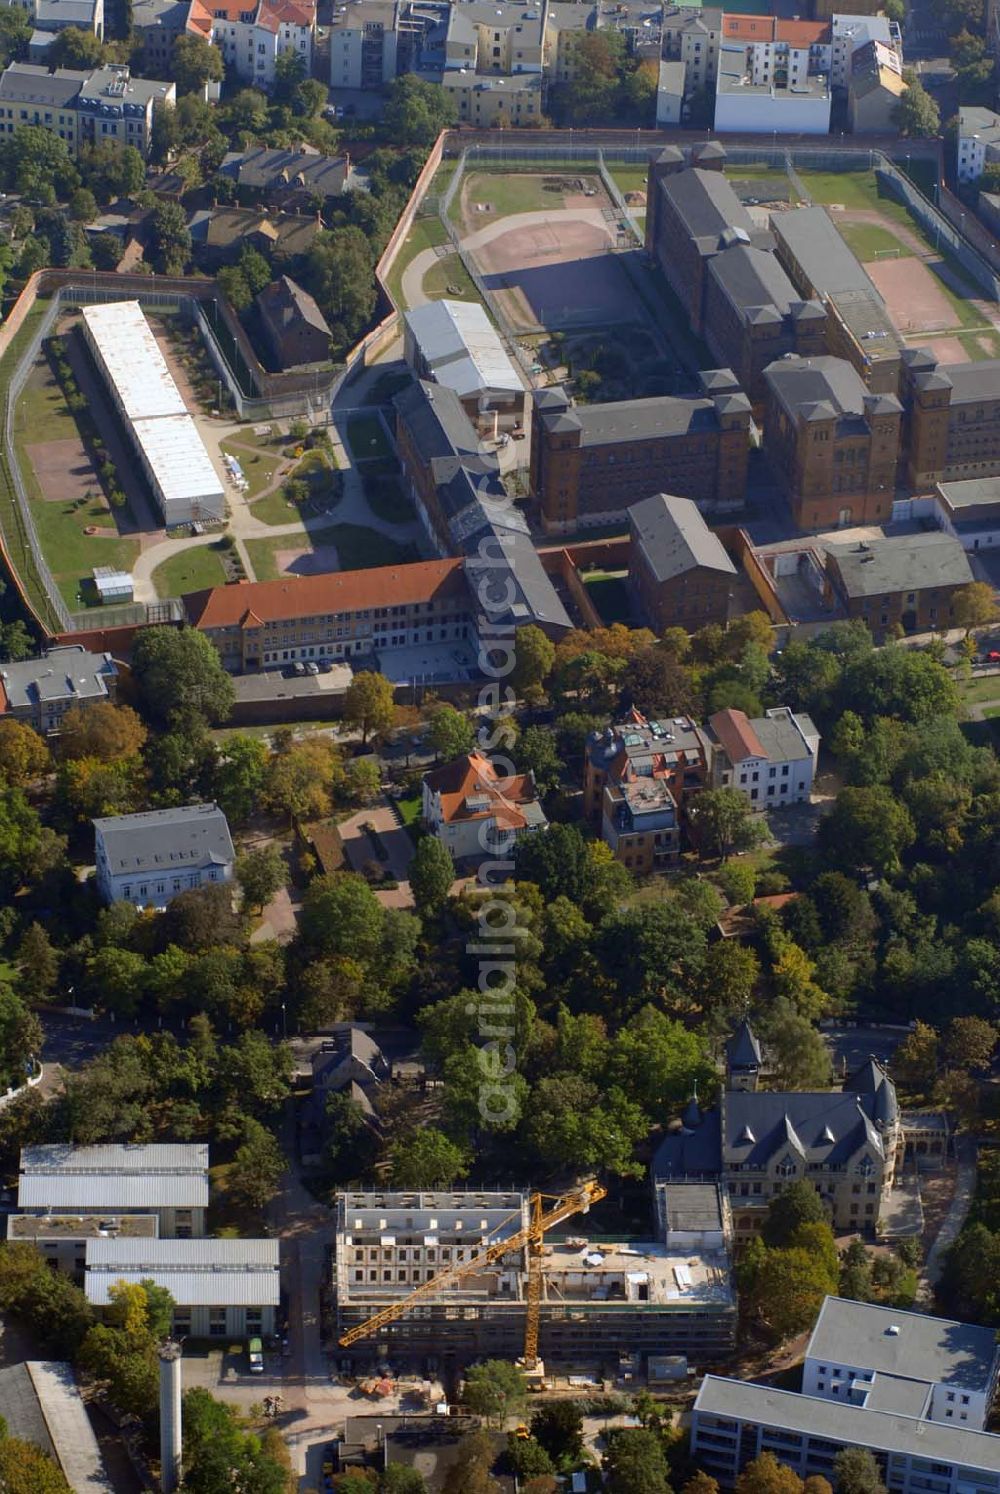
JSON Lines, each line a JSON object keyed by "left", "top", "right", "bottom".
{"left": 338, "top": 802, "right": 415, "bottom": 909}
{"left": 921, "top": 1136, "right": 978, "bottom": 1295}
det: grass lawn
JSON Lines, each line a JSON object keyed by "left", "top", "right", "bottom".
{"left": 455, "top": 170, "right": 572, "bottom": 224}
{"left": 984, "top": 705, "right": 1000, "bottom": 719}
{"left": 221, "top": 436, "right": 283, "bottom": 499}
{"left": 583, "top": 572, "right": 631, "bottom": 623}
{"left": 837, "top": 221, "right": 909, "bottom": 261}
{"left": 798, "top": 169, "right": 892, "bottom": 212}
{"left": 957, "top": 329, "right": 1000, "bottom": 360}
{"left": 384, "top": 215, "right": 448, "bottom": 309}
{"left": 961, "top": 674, "right": 1000, "bottom": 704}
{"left": 396, "top": 792, "right": 422, "bottom": 844}
{"left": 422, "top": 252, "right": 480, "bottom": 303}
{"left": 245, "top": 523, "right": 416, "bottom": 582}
{"left": 608, "top": 166, "right": 649, "bottom": 198}
{"left": 151, "top": 544, "right": 229, "bottom": 598}
{"left": 251, "top": 486, "right": 306, "bottom": 526}
{"left": 346, "top": 414, "right": 392, "bottom": 462}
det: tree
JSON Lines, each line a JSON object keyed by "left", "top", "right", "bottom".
{"left": 181, "top": 1388, "right": 293, "bottom": 1492}
{"left": 893, "top": 1020, "right": 939, "bottom": 1094}
{"left": 212, "top": 734, "right": 268, "bottom": 822}
{"left": 762, "top": 1179, "right": 828, "bottom": 1248}
{"left": 0, "top": 1429, "right": 72, "bottom": 1493}
{"left": 68, "top": 185, "right": 97, "bottom": 223}
{"left": 345, "top": 757, "right": 381, "bottom": 806}
{"left": 428, "top": 704, "right": 475, "bottom": 762}
{"left": 173, "top": 31, "right": 224, "bottom": 94}
{"left": 463, "top": 1360, "right": 527, "bottom": 1426}
{"left": 893, "top": 73, "right": 941, "bottom": 136}
{"left": 16, "top": 922, "right": 58, "bottom": 1004}
{"left": 524, "top": 1074, "right": 647, "bottom": 1177}
{"left": 737, "top": 1453, "right": 803, "bottom": 1494}
{"left": 833, "top": 1449, "right": 887, "bottom": 1494}
{"left": 149, "top": 198, "right": 192, "bottom": 276}
{"left": 603, "top": 1428, "right": 670, "bottom": 1494}
{"left": 740, "top": 1243, "right": 837, "bottom": 1342}
{"left": 0, "top": 621, "right": 34, "bottom": 663}
{"left": 952, "top": 581, "right": 999, "bottom": 635}
{"left": 343, "top": 671, "right": 395, "bottom": 745}
{"left": 760, "top": 997, "right": 831, "bottom": 1090}
{"left": 409, "top": 835, "right": 454, "bottom": 916}
{"left": 0, "top": 983, "right": 41, "bottom": 1089}
{"left": 819, "top": 787, "right": 915, "bottom": 877}
{"left": 511, "top": 625, "right": 555, "bottom": 696}
{"left": 306, "top": 226, "right": 377, "bottom": 359}
{"left": 131, "top": 627, "right": 234, "bottom": 729}
{"left": 684, "top": 1477, "right": 720, "bottom": 1494}
{"left": 689, "top": 787, "right": 766, "bottom": 861}
{"left": 236, "top": 846, "right": 285, "bottom": 913}
{"left": 48, "top": 26, "right": 104, "bottom": 67}
{"left": 262, "top": 737, "right": 342, "bottom": 823}
{"left": 0, "top": 719, "right": 48, "bottom": 786}
{"left": 60, "top": 701, "right": 146, "bottom": 762}
{"left": 389, "top": 1126, "right": 468, "bottom": 1188}
{"left": 621, "top": 646, "right": 696, "bottom": 718}
{"left": 229, "top": 1116, "right": 284, "bottom": 1212}
{"left": 944, "top": 1015, "right": 997, "bottom": 1071}
{"left": 300, "top": 872, "right": 384, "bottom": 965}
{"left": 0, "top": 7, "right": 30, "bottom": 70}
{"left": 0, "top": 126, "right": 79, "bottom": 203}
{"left": 514, "top": 726, "right": 563, "bottom": 797}
{"left": 383, "top": 73, "right": 456, "bottom": 145}
{"left": 530, "top": 1401, "right": 583, "bottom": 1463}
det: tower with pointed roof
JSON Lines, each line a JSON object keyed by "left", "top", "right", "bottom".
{"left": 726, "top": 1018, "right": 762, "bottom": 1092}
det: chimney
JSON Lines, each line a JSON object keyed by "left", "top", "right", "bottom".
{"left": 159, "top": 1341, "right": 183, "bottom": 1493}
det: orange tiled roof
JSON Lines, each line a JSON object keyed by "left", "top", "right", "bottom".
{"left": 722, "top": 14, "right": 776, "bottom": 40}
{"left": 425, "top": 751, "right": 538, "bottom": 830}
{"left": 185, "top": 558, "right": 468, "bottom": 630}
{"left": 709, "top": 708, "right": 767, "bottom": 763}
{"left": 187, "top": 0, "right": 213, "bottom": 33}
{"left": 776, "top": 18, "right": 829, "bottom": 45}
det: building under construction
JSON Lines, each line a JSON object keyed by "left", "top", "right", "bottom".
{"left": 332, "top": 1187, "right": 735, "bottom": 1372}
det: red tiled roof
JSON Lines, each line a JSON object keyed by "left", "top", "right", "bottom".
{"left": 776, "top": 18, "right": 829, "bottom": 44}
{"left": 259, "top": 0, "right": 313, "bottom": 26}
{"left": 721, "top": 15, "right": 828, "bottom": 44}
{"left": 185, "top": 559, "right": 468, "bottom": 630}
{"left": 709, "top": 708, "right": 767, "bottom": 763}
{"left": 425, "top": 751, "right": 539, "bottom": 830}
{"left": 722, "top": 14, "right": 776, "bottom": 40}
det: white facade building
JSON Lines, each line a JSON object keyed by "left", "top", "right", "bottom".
{"left": 830, "top": 12, "right": 898, "bottom": 86}
{"left": 209, "top": 0, "right": 314, "bottom": 88}
{"left": 18, "top": 1143, "right": 209, "bottom": 1238}
{"left": 958, "top": 105, "right": 1000, "bottom": 183}
{"left": 93, "top": 802, "right": 235, "bottom": 909}
{"left": 85, "top": 1237, "right": 280, "bottom": 1340}
{"left": 705, "top": 706, "right": 819, "bottom": 808}
{"left": 803, "top": 1297, "right": 1000, "bottom": 1432}
{"left": 421, "top": 750, "right": 547, "bottom": 863}
{"left": 81, "top": 300, "right": 225, "bottom": 527}
{"left": 714, "top": 38, "right": 831, "bottom": 134}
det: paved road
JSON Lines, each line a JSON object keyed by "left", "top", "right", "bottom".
{"left": 921, "top": 1136, "right": 978, "bottom": 1295}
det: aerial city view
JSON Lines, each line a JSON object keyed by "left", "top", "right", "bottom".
{"left": 5, "top": 0, "right": 1000, "bottom": 1490}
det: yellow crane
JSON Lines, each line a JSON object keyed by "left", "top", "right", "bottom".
{"left": 337, "top": 1179, "right": 607, "bottom": 1372}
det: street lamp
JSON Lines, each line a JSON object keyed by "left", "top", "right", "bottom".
{"left": 280, "top": 1001, "right": 287, "bottom": 1040}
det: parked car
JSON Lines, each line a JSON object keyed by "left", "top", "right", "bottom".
{"left": 294, "top": 661, "right": 307, "bottom": 676}
{"left": 306, "top": 661, "right": 320, "bottom": 675}
{"left": 248, "top": 1337, "right": 264, "bottom": 1374}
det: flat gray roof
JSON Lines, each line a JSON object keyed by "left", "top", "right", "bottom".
{"left": 865, "top": 1373, "right": 933, "bottom": 1418}
{"left": 92, "top": 802, "right": 234, "bottom": 877}
{"left": 807, "top": 1296, "right": 1000, "bottom": 1393}
{"left": 85, "top": 1238, "right": 280, "bottom": 1307}
{"left": 0, "top": 646, "right": 116, "bottom": 711}
{"left": 19, "top": 1142, "right": 209, "bottom": 1211}
{"left": 827, "top": 533, "right": 973, "bottom": 598}
{"left": 629, "top": 492, "right": 737, "bottom": 584}
{"left": 660, "top": 1182, "right": 725, "bottom": 1234}
{"left": 694, "top": 1376, "right": 1000, "bottom": 1471}
{"left": 938, "top": 475, "right": 1000, "bottom": 510}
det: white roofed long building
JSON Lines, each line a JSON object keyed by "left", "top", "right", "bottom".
{"left": 85, "top": 1237, "right": 280, "bottom": 1339}
{"left": 81, "top": 301, "right": 225, "bottom": 527}
{"left": 18, "top": 1143, "right": 209, "bottom": 1237}
{"left": 403, "top": 299, "right": 524, "bottom": 415}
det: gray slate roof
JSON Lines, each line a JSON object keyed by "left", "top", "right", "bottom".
{"left": 765, "top": 353, "right": 901, "bottom": 423}
{"left": 629, "top": 493, "right": 737, "bottom": 583}
{"left": 0, "top": 646, "right": 116, "bottom": 710}
{"left": 708, "top": 243, "right": 816, "bottom": 323}
{"left": 220, "top": 146, "right": 348, "bottom": 197}
{"left": 827, "top": 533, "right": 973, "bottom": 599}
{"left": 694, "top": 1376, "right": 1000, "bottom": 1471}
{"left": 93, "top": 802, "right": 235, "bottom": 877}
{"left": 659, "top": 167, "right": 756, "bottom": 252}
{"left": 257, "top": 275, "right": 332, "bottom": 340}
{"left": 537, "top": 390, "right": 737, "bottom": 445}
{"left": 771, "top": 205, "right": 886, "bottom": 297}
{"left": 726, "top": 1018, "right": 761, "bottom": 1069}
{"left": 807, "top": 1296, "right": 1000, "bottom": 1393}
{"left": 0, "top": 61, "right": 86, "bottom": 106}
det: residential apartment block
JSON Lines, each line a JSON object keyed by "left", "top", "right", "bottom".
{"left": 190, "top": 0, "right": 314, "bottom": 87}
{"left": 654, "top": 1036, "right": 901, "bottom": 1237}
{"left": 329, "top": 0, "right": 444, "bottom": 91}
{"left": 958, "top": 104, "right": 1000, "bottom": 184}
{"left": 804, "top": 1296, "right": 1000, "bottom": 1431}
{"left": 17, "top": 1143, "right": 210, "bottom": 1239}
{"left": 85, "top": 1238, "right": 280, "bottom": 1340}
{"left": 714, "top": 17, "right": 832, "bottom": 135}
{"left": 704, "top": 705, "right": 819, "bottom": 807}
{"left": 691, "top": 1374, "right": 1000, "bottom": 1494}
{"left": 131, "top": 0, "right": 196, "bottom": 74}
{"left": 763, "top": 354, "right": 902, "bottom": 531}
{"left": 901, "top": 350, "right": 1000, "bottom": 489}
{"left": 628, "top": 491, "right": 739, "bottom": 631}
{"left": 529, "top": 375, "right": 752, "bottom": 534}
{"left": 847, "top": 37, "right": 904, "bottom": 132}
{"left": 0, "top": 645, "right": 117, "bottom": 735}
{"left": 584, "top": 710, "right": 709, "bottom": 872}
{"left": 333, "top": 1189, "right": 736, "bottom": 1369}
{"left": 0, "top": 61, "right": 174, "bottom": 155}
{"left": 441, "top": 66, "right": 542, "bottom": 124}
{"left": 770, "top": 205, "right": 902, "bottom": 396}
{"left": 825, "top": 532, "right": 974, "bottom": 640}
{"left": 93, "top": 802, "right": 235, "bottom": 908}
{"left": 422, "top": 750, "right": 547, "bottom": 864}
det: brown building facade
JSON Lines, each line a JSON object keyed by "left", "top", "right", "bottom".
{"left": 584, "top": 710, "right": 709, "bottom": 872}
{"left": 902, "top": 351, "right": 1000, "bottom": 490}
{"left": 763, "top": 355, "right": 902, "bottom": 530}
{"left": 530, "top": 375, "right": 752, "bottom": 534}
{"left": 628, "top": 491, "right": 739, "bottom": 630}
{"left": 825, "top": 532, "right": 974, "bottom": 639}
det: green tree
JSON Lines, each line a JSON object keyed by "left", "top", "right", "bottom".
{"left": 345, "top": 756, "right": 381, "bottom": 805}
{"left": 236, "top": 846, "right": 285, "bottom": 913}
{"left": 689, "top": 787, "right": 767, "bottom": 861}
{"left": 741, "top": 1242, "right": 837, "bottom": 1343}
{"left": 944, "top": 1015, "right": 996, "bottom": 1071}
{"left": 514, "top": 725, "right": 563, "bottom": 797}
{"left": 409, "top": 835, "right": 454, "bottom": 917}
{"left": 16, "top": 922, "right": 58, "bottom": 1004}
{"left": 181, "top": 1387, "right": 293, "bottom": 1492}
{"left": 388, "top": 1126, "right": 468, "bottom": 1188}
{"left": 762, "top": 1179, "right": 829, "bottom": 1248}
{"left": 0, "top": 983, "right": 41, "bottom": 1089}
{"left": 131, "top": 627, "right": 234, "bottom": 729}
{"left": 819, "top": 786, "right": 915, "bottom": 877}
{"left": 343, "top": 671, "right": 395, "bottom": 745}
{"left": 463, "top": 1360, "right": 526, "bottom": 1426}
{"left": 0, "top": 7, "right": 30, "bottom": 69}
{"left": 524, "top": 1075, "right": 647, "bottom": 1177}
{"left": 603, "top": 1427, "right": 671, "bottom": 1494}
{"left": 299, "top": 872, "right": 384, "bottom": 964}
{"left": 759, "top": 997, "right": 831, "bottom": 1090}
{"left": 306, "top": 225, "right": 377, "bottom": 358}
{"left": 383, "top": 73, "right": 456, "bottom": 144}
{"left": 511, "top": 624, "right": 555, "bottom": 696}
{"left": 48, "top": 26, "right": 105, "bottom": 67}
{"left": 530, "top": 1401, "right": 583, "bottom": 1462}
{"left": 229, "top": 1116, "right": 284, "bottom": 1212}
{"left": 893, "top": 73, "right": 941, "bottom": 135}
{"left": 212, "top": 734, "right": 269, "bottom": 822}
{"left": 68, "top": 185, "right": 97, "bottom": 222}
{"left": 172, "top": 31, "right": 224, "bottom": 94}
{"left": 0, "top": 621, "right": 34, "bottom": 663}
{"left": 263, "top": 737, "right": 342, "bottom": 823}
{"left": 0, "top": 125, "right": 79, "bottom": 202}
{"left": 0, "top": 1429, "right": 72, "bottom": 1493}
{"left": 428, "top": 704, "right": 475, "bottom": 761}
{"left": 834, "top": 1448, "right": 887, "bottom": 1494}
{"left": 609, "top": 1005, "right": 714, "bottom": 1115}
{"left": 737, "top": 1453, "right": 803, "bottom": 1494}
{"left": 893, "top": 1020, "right": 939, "bottom": 1094}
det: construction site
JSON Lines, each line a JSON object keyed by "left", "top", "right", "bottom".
{"left": 332, "top": 1184, "right": 736, "bottom": 1376}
